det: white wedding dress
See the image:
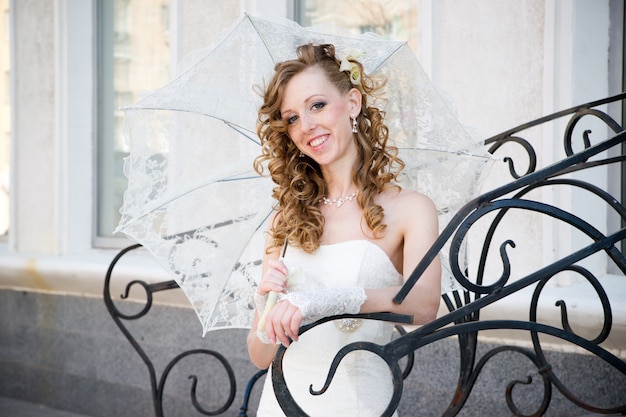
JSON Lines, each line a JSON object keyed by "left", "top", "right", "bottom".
{"left": 256, "top": 240, "right": 404, "bottom": 417}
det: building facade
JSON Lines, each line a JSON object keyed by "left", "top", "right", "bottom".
{"left": 0, "top": 0, "right": 623, "bottom": 415}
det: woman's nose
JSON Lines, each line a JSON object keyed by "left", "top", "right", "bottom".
{"left": 299, "top": 114, "right": 316, "bottom": 132}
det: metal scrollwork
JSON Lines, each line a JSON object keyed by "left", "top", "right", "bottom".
{"left": 271, "top": 313, "right": 414, "bottom": 417}
{"left": 486, "top": 135, "right": 537, "bottom": 179}
{"left": 103, "top": 244, "right": 239, "bottom": 417}
{"left": 528, "top": 265, "right": 621, "bottom": 415}
{"left": 563, "top": 107, "right": 623, "bottom": 157}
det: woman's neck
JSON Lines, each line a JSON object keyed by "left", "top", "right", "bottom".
{"left": 320, "top": 163, "right": 357, "bottom": 199}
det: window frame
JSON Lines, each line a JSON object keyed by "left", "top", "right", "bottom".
{"left": 94, "top": 0, "right": 175, "bottom": 249}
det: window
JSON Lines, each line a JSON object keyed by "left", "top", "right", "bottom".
{"left": 295, "top": 0, "right": 419, "bottom": 51}
{"left": 97, "top": 0, "right": 171, "bottom": 242}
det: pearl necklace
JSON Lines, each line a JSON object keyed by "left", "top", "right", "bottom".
{"left": 321, "top": 191, "right": 358, "bottom": 207}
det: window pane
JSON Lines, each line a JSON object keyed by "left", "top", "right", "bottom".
{"left": 295, "top": 0, "right": 419, "bottom": 51}
{"left": 97, "top": 0, "right": 170, "bottom": 239}
{"left": 0, "top": 0, "right": 9, "bottom": 237}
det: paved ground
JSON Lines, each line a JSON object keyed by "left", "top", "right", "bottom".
{"left": 0, "top": 397, "right": 92, "bottom": 417}
{"left": 1, "top": 395, "right": 620, "bottom": 417}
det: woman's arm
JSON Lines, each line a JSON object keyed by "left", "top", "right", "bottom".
{"left": 360, "top": 190, "right": 441, "bottom": 324}
{"left": 247, "top": 308, "right": 280, "bottom": 369}
{"left": 247, "top": 217, "right": 288, "bottom": 369}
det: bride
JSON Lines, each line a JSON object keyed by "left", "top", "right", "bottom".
{"left": 247, "top": 43, "right": 442, "bottom": 416}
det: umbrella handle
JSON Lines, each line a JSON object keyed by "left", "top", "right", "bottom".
{"left": 258, "top": 239, "right": 289, "bottom": 332}
{"left": 258, "top": 291, "right": 278, "bottom": 332}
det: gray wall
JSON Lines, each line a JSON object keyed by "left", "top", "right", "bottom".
{"left": 1, "top": 288, "right": 624, "bottom": 417}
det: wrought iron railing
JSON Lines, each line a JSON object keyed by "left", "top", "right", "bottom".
{"left": 103, "top": 247, "right": 414, "bottom": 416}
{"left": 272, "top": 92, "right": 626, "bottom": 416}
{"left": 104, "top": 244, "right": 239, "bottom": 417}
{"left": 104, "top": 93, "right": 626, "bottom": 416}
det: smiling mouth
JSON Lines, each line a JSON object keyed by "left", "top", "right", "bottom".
{"left": 309, "top": 135, "right": 329, "bottom": 148}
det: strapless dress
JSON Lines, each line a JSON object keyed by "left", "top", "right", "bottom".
{"left": 256, "top": 240, "right": 404, "bottom": 417}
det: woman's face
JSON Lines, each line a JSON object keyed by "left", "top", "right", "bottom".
{"left": 280, "top": 66, "right": 361, "bottom": 167}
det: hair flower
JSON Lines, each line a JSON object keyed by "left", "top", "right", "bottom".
{"left": 339, "top": 49, "right": 365, "bottom": 86}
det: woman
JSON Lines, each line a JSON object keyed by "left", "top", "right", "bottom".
{"left": 247, "top": 43, "right": 441, "bottom": 416}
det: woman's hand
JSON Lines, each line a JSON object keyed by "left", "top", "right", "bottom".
{"left": 264, "top": 297, "right": 303, "bottom": 346}
{"left": 256, "top": 258, "right": 288, "bottom": 333}
{"left": 258, "top": 258, "right": 289, "bottom": 296}
{"left": 256, "top": 258, "right": 303, "bottom": 346}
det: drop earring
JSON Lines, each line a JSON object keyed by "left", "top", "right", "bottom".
{"left": 351, "top": 116, "right": 358, "bottom": 134}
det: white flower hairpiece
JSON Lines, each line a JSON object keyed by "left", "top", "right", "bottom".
{"left": 339, "top": 49, "right": 365, "bottom": 87}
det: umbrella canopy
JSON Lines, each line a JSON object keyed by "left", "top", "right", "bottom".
{"left": 116, "top": 13, "right": 494, "bottom": 335}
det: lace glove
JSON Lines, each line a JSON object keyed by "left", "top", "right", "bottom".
{"left": 253, "top": 292, "right": 268, "bottom": 316}
{"left": 255, "top": 291, "right": 287, "bottom": 344}
{"left": 253, "top": 292, "right": 272, "bottom": 344}
{"left": 256, "top": 329, "right": 271, "bottom": 344}
{"left": 279, "top": 287, "right": 367, "bottom": 325}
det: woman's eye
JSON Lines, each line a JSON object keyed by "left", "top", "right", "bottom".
{"left": 286, "top": 115, "right": 298, "bottom": 125}
{"left": 312, "top": 102, "right": 326, "bottom": 111}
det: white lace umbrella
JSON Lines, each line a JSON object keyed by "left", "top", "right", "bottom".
{"left": 115, "top": 13, "right": 494, "bottom": 336}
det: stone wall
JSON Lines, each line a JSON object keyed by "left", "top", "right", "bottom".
{"left": 1, "top": 288, "right": 624, "bottom": 417}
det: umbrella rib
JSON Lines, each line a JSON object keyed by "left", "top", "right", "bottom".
{"left": 219, "top": 176, "right": 262, "bottom": 182}
{"left": 123, "top": 107, "right": 258, "bottom": 142}
{"left": 247, "top": 14, "right": 280, "bottom": 65}
{"left": 223, "top": 121, "right": 261, "bottom": 146}
{"left": 125, "top": 171, "right": 264, "bottom": 223}
{"left": 246, "top": 13, "right": 408, "bottom": 74}
{"left": 397, "top": 147, "right": 497, "bottom": 159}
{"left": 370, "top": 41, "right": 405, "bottom": 74}
{"left": 204, "top": 205, "right": 275, "bottom": 329}
{"left": 162, "top": 212, "right": 259, "bottom": 241}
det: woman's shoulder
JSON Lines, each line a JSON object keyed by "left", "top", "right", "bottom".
{"left": 379, "top": 186, "right": 436, "bottom": 212}
{"left": 376, "top": 187, "right": 439, "bottom": 250}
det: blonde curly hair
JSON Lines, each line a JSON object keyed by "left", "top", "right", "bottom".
{"left": 254, "top": 43, "right": 405, "bottom": 253}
